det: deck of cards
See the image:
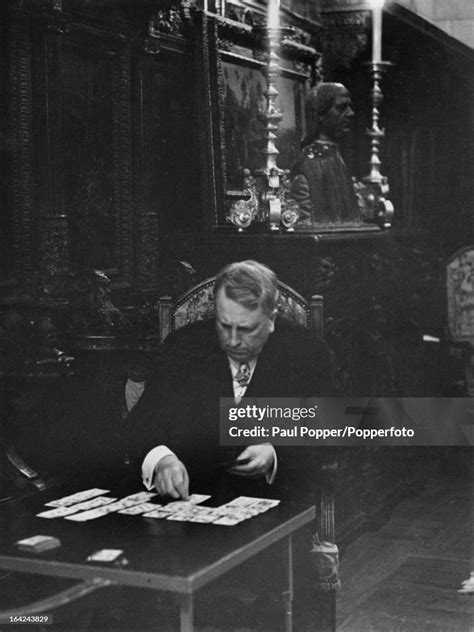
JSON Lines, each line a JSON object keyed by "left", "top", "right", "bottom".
{"left": 36, "top": 488, "right": 280, "bottom": 527}
{"left": 16, "top": 535, "right": 61, "bottom": 553}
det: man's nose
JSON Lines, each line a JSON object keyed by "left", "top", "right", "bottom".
{"left": 347, "top": 106, "right": 355, "bottom": 117}
{"left": 229, "top": 328, "right": 241, "bottom": 347}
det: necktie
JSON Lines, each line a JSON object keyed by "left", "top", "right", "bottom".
{"left": 235, "top": 363, "right": 251, "bottom": 388}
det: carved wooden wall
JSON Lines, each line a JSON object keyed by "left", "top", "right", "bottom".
{"left": 1, "top": 0, "right": 203, "bottom": 355}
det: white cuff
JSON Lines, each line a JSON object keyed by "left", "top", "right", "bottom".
{"left": 142, "top": 446, "right": 176, "bottom": 490}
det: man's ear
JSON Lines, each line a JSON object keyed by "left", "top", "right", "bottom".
{"left": 268, "top": 308, "right": 277, "bottom": 333}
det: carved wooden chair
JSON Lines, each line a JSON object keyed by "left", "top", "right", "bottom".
{"left": 157, "top": 277, "right": 324, "bottom": 343}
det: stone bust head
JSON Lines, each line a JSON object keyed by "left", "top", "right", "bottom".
{"left": 304, "top": 82, "right": 354, "bottom": 145}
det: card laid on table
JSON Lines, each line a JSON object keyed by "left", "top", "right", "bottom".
{"left": 45, "top": 488, "right": 110, "bottom": 507}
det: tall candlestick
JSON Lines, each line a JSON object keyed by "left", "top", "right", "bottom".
{"left": 372, "top": 5, "right": 382, "bottom": 63}
{"left": 268, "top": 0, "right": 280, "bottom": 30}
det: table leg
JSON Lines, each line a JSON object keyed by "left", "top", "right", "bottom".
{"left": 282, "top": 534, "right": 294, "bottom": 632}
{"left": 180, "top": 593, "right": 194, "bottom": 632}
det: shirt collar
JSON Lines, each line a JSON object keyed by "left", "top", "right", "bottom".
{"left": 228, "top": 356, "right": 257, "bottom": 378}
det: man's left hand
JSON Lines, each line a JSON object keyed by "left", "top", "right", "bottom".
{"left": 230, "top": 444, "right": 274, "bottom": 478}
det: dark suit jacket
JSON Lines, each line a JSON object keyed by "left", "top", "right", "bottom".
{"left": 126, "top": 317, "right": 335, "bottom": 497}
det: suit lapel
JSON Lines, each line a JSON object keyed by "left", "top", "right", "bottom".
{"left": 245, "top": 331, "right": 282, "bottom": 397}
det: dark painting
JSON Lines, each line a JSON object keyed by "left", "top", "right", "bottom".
{"left": 221, "top": 60, "right": 305, "bottom": 190}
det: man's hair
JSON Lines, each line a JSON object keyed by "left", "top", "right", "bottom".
{"left": 303, "top": 82, "right": 348, "bottom": 146}
{"left": 214, "top": 260, "right": 279, "bottom": 316}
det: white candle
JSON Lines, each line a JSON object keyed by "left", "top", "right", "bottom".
{"left": 372, "top": 5, "right": 382, "bottom": 63}
{"left": 268, "top": 0, "right": 280, "bottom": 30}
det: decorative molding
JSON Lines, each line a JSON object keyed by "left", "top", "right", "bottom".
{"left": 194, "top": 11, "right": 219, "bottom": 226}
{"left": 136, "top": 212, "right": 160, "bottom": 289}
{"left": 9, "top": 17, "right": 35, "bottom": 297}
{"left": 112, "top": 49, "right": 133, "bottom": 284}
{"left": 320, "top": 0, "right": 370, "bottom": 11}
{"left": 38, "top": 216, "right": 69, "bottom": 300}
{"left": 214, "top": 14, "right": 321, "bottom": 67}
{"left": 142, "top": 37, "right": 161, "bottom": 55}
{"left": 215, "top": 41, "right": 229, "bottom": 218}
{"left": 67, "top": 270, "right": 160, "bottom": 350}
{"left": 148, "top": 0, "right": 195, "bottom": 39}
{"left": 225, "top": 0, "right": 322, "bottom": 34}
{"left": 215, "top": 13, "right": 256, "bottom": 48}
{"left": 45, "top": 14, "right": 70, "bottom": 35}
{"left": 319, "top": 10, "right": 369, "bottom": 70}
{"left": 149, "top": 8, "right": 184, "bottom": 37}
{"left": 36, "top": 0, "right": 63, "bottom": 11}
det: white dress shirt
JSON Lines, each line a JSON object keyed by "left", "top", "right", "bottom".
{"left": 141, "top": 356, "right": 277, "bottom": 490}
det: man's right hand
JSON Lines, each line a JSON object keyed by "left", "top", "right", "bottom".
{"left": 152, "top": 455, "right": 189, "bottom": 499}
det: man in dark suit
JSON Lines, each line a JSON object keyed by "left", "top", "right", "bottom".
{"left": 125, "top": 261, "right": 336, "bottom": 631}
{"left": 126, "top": 260, "right": 334, "bottom": 501}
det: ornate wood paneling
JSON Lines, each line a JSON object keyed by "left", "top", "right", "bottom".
{"left": 7, "top": 14, "right": 35, "bottom": 299}
{"left": 133, "top": 43, "right": 200, "bottom": 290}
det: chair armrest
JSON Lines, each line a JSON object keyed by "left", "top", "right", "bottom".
{"left": 310, "top": 295, "right": 324, "bottom": 338}
{"left": 157, "top": 296, "right": 173, "bottom": 343}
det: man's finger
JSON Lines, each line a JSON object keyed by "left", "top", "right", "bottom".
{"left": 153, "top": 460, "right": 190, "bottom": 499}
{"left": 231, "top": 457, "right": 263, "bottom": 477}
{"left": 172, "top": 469, "right": 189, "bottom": 499}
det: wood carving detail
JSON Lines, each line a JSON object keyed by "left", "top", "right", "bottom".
{"left": 38, "top": 216, "right": 69, "bottom": 300}
{"left": 112, "top": 49, "right": 133, "bottom": 284}
{"left": 9, "top": 18, "right": 35, "bottom": 296}
{"left": 319, "top": 11, "right": 369, "bottom": 70}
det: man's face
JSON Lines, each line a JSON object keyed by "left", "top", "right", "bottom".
{"left": 319, "top": 91, "right": 354, "bottom": 142}
{"left": 215, "top": 288, "right": 276, "bottom": 363}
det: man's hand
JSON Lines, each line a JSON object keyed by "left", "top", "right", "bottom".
{"left": 152, "top": 454, "right": 189, "bottom": 499}
{"left": 230, "top": 444, "right": 274, "bottom": 478}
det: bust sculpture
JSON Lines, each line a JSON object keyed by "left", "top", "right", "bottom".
{"left": 290, "top": 82, "right": 363, "bottom": 228}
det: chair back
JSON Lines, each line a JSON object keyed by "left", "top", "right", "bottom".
{"left": 447, "top": 246, "right": 474, "bottom": 395}
{"left": 158, "top": 277, "right": 323, "bottom": 343}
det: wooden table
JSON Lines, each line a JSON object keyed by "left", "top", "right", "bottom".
{"left": 0, "top": 487, "right": 315, "bottom": 631}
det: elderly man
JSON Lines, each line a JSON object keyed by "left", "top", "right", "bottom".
{"left": 126, "top": 260, "right": 334, "bottom": 500}
{"left": 291, "top": 82, "right": 362, "bottom": 227}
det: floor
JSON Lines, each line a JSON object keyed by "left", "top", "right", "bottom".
{"left": 336, "top": 468, "right": 473, "bottom": 632}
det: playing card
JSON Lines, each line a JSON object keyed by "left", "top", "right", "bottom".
{"left": 188, "top": 494, "right": 211, "bottom": 504}
{"left": 65, "top": 506, "right": 112, "bottom": 521}
{"left": 166, "top": 513, "right": 191, "bottom": 521}
{"left": 118, "top": 503, "right": 161, "bottom": 515}
{"left": 212, "top": 515, "right": 244, "bottom": 526}
{"left": 142, "top": 509, "right": 171, "bottom": 519}
{"left": 252, "top": 499, "right": 280, "bottom": 512}
{"left": 120, "top": 492, "right": 157, "bottom": 504}
{"left": 186, "top": 515, "right": 215, "bottom": 523}
{"left": 87, "top": 549, "right": 123, "bottom": 562}
{"left": 218, "top": 506, "right": 256, "bottom": 520}
{"left": 163, "top": 495, "right": 209, "bottom": 511}
{"left": 185, "top": 510, "right": 216, "bottom": 523}
{"left": 37, "top": 506, "right": 86, "bottom": 519}
{"left": 161, "top": 501, "right": 193, "bottom": 513}
{"left": 45, "top": 488, "right": 110, "bottom": 507}
{"left": 224, "top": 496, "right": 261, "bottom": 508}
{"left": 16, "top": 535, "right": 61, "bottom": 552}
{"left": 92, "top": 501, "right": 129, "bottom": 513}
